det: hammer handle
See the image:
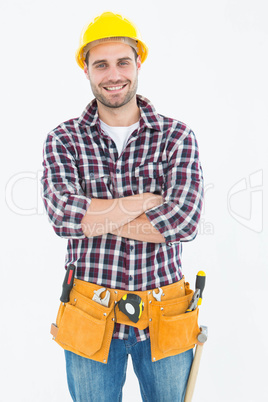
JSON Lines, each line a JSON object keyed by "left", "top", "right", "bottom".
{"left": 184, "top": 344, "right": 204, "bottom": 402}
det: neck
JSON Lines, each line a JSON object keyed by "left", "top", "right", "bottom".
{"left": 97, "top": 97, "right": 140, "bottom": 127}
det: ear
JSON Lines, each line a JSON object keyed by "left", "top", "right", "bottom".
{"left": 137, "top": 55, "right": 142, "bottom": 73}
{"left": 83, "top": 61, "right": 89, "bottom": 80}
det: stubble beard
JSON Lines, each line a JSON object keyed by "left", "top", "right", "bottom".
{"left": 89, "top": 76, "right": 138, "bottom": 109}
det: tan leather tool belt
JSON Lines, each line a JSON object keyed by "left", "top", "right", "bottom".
{"left": 51, "top": 277, "right": 200, "bottom": 364}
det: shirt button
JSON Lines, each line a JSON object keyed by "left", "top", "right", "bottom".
{"left": 89, "top": 173, "right": 95, "bottom": 179}
{"left": 116, "top": 169, "right": 120, "bottom": 173}
{"left": 130, "top": 246, "right": 134, "bottom": 251}
{"left": 129, "top": 276, "right": 133, "bottom": 281}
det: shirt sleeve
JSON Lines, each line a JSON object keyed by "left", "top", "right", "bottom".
{"left": 41, "top": 133, "right": 91, "bottom": 239}
{"left": 145, "top": 129, "right": 204, "bottom": 244}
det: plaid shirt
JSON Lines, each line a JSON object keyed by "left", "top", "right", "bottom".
{"left": 41, "top": 95, "right": 204, "bottom": 341}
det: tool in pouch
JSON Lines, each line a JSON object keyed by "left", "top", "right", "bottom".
{"left": 152, "top": 287, "right": 163, "bottom": 301}
{"left": 92, "top": 288, "right": 110, "bottom": 307}
{"left": 186, "top": 270, "right": 206, "bottom": 312}
{"left": 51, "top": 264, "right": 76, "bottom": 337}
{"left": 60, "top": 264, "right": 76, "bottom": 303}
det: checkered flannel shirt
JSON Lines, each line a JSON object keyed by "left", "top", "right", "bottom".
{"left": 41, "top": 95, "right": 204, "bottom": 341}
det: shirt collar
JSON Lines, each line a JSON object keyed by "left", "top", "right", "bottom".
{"left": 77, "top": 98, "right": 99, "bottom": 127}
{"left": 136, "top": 95, "right": 161, "bottom": 132}
{"left": 77, "top": 95, "right": 162, "bottom": 132}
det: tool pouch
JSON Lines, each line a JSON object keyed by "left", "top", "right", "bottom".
{"left": 50, "top": 278, "right": 200, "bottom": 364}
{"left": 51, "top": 285, "right": 115, "bottom": 364}
{"left": 148, "top": 283, "right": 200, "bottom": 362}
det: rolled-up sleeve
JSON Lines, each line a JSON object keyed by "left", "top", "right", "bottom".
{"left": 41, "top": 133, "right": 91, "bottom": 239}
{"left": 145, "top": 129, "right": 204, "bottom": 243}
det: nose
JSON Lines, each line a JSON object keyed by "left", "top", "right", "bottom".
{"left": 106, "top": 65, "right": 122, "bottom": 83}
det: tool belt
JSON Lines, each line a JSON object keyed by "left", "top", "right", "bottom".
{"left": 51, "top": 277, "right": 200, "bottom": 364}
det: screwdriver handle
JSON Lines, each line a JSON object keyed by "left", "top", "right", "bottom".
{"left": 60, "top": 264, "right": 76, "bottom": 303}
{"left": 196, "top": 271, "right": 206, "bottom": 306}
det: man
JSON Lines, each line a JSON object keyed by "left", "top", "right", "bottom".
{"left": 41, "top": 11, "right": 204, "bottom": 402}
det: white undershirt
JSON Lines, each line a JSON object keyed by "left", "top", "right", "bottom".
{"left": 100, "top": 120, "right": 139, "bottom": 156}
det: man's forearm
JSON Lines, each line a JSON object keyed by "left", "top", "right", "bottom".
{"left": 81, "top": 193, "right": 162, "bottom": 237}
{"left": 110, "top": 213, "right": 165, "bottom": 243}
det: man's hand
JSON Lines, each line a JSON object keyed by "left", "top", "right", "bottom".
{"left": 110, "top": 212, "right": 165, "bottom": 243}
{"left": 81, "top": 193, "right": 163, "bottom": 238}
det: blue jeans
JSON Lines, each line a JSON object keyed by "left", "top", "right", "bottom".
{"left": 65, "top": 326, "right": 193, "bottom": 402}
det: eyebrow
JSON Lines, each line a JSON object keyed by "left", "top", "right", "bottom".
{"left": 92, "top": 57, "right": 133, "bottom": 66}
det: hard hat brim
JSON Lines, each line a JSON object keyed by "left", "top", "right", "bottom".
{"left": 75, "top": 37, "right": 148, "bottom": 68}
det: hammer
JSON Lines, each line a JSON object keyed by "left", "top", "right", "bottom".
{"left": 184, "top": 325, "right": 208, "bottom": 402}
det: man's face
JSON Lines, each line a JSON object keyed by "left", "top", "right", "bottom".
{"left": 84, "top": 42, "right": 141, "bottom": 109}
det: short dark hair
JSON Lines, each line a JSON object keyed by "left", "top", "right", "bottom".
{"left": 84, "top": 46, "right": 138, "bottom": 66}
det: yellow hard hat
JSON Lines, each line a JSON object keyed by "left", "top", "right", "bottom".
{"left": 75, "top": 11, "right": 148, "bottom": 69}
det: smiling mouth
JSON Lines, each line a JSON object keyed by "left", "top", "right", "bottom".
{"left": 103, "top": 84, "right": 127, "bottom": 92}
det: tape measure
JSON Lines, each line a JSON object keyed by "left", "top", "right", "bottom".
{"left": 118, "top": 294, "right": 144, "bottom": 323}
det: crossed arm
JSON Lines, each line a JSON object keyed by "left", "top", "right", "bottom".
{"left": 81, "top": 193, "right": 166, "bottom": 243}
{"left": 42, "top": 130, "right": 203, "bottom": 243}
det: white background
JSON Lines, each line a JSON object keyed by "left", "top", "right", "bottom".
{"left": 1, "top": 0, "right": 267, "bottom": 401}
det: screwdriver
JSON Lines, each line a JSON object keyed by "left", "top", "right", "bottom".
{"left": 186, "top": 271, "right": 206, "bottom": 312}
{"left": 60, "top": 264, "right": 76, "bottom": 303}
{"left": 196, "top": 271, "right": 206, "bottom": 306}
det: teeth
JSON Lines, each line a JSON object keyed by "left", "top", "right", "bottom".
{"left": 106, "top": 85, "right": 124, "bottom": 91}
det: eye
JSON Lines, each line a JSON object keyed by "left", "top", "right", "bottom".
{"left": 96, "top": 63, "right": 106, "bottom": 69}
